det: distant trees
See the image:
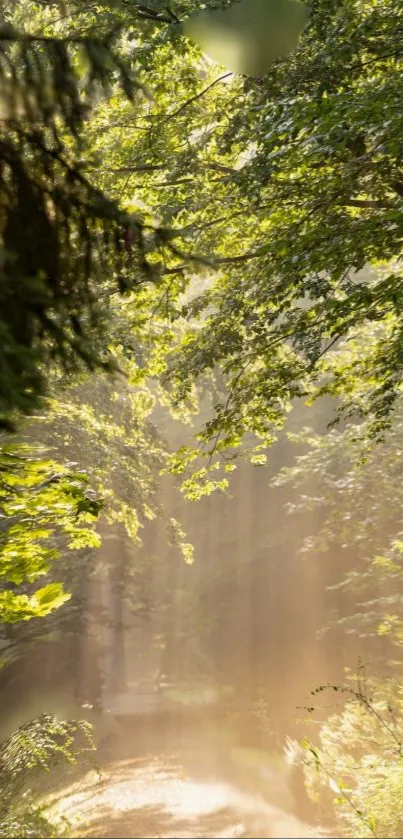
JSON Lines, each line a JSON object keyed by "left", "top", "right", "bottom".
{"left": 1, "top": 3, "right": 403, "bottom": 832}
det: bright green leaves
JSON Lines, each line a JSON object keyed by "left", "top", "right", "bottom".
{"left": 0, "top": 443, "right": 101, "bottom": 623}
{"left": 184, "top": 0, "right": 308, "bottom": 76}
{"left": 167, "top": 517, "right": 194, "bottom": 563}
{"left": 0, "top": 713, "right": 94, "bottom": 836}
{"left": 312, "top": 316, "right": 403, "bottom": 439}
{"left": 295, "top": 677, "right": 403, "bottom": 838}
{"left": 0, "top": 584, "right": 70, "bottom": 624}
{"left": 3, "top": 0, "right": 403, "bottom": 509}
{"left": 154, "top": 0, "right": 403, "bottom": 482}
{"left": 41, "top": 377, "right": 168, "bottom": 544}
{"left": 1, "top": 0, "right": 402, "bottom": 492}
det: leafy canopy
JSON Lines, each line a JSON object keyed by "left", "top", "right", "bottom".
{"left": 91, "top": 0, "right": 403, "bottom": 494}
{"left": 0, "top": 713, "right": 93, "bottom": 838}
{"left": 0, "top": 12, "right": 182, "bottom": 429}
{"left": 0, "top": 442, "right": 101, "bottom": 623}
{"left": 3, "top": 0, "right": 403, "bottom": 486}
{"left": 294, "top": 674, "right": 403, "bottom": 838}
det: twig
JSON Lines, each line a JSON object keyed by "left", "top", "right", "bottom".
{"left": 163, "top": 72, "right": 233, "bottom": 123}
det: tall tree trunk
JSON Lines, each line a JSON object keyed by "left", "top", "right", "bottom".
{"left": 110, "top": 541, "right": 127, "bottom": 694}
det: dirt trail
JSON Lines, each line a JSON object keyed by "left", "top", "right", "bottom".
{"left": 47, "top": 741, "right": 325, "bottom": 839}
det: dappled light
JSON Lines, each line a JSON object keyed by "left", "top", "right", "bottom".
{"left": 46, "top": 754, "right": 321, "bottom": 838}
{"left": 1, "top": 1, "right": 403, "bottom": 837}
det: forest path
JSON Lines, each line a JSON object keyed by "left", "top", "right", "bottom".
{"left": 47, "top": 735, "right": 325, "bottom": 839}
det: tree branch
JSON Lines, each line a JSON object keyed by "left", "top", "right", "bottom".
{"left": 134, "top": 5, "right": 179, "bottom": 24}
{"left": 346, "top": 198, "right": 390, "bottom": 209}
{"left": 164, "top": 248, "right": 267, "bottom": 274}
{"left": 216, "top": 249, "right": 269, "bottom": 265}
{"left": 204, "top": 162, "right": 237, "bottom": 175}
{"left": 106, "top": 164, "right": 166, "bottom": 173}
{"left": 163, "top": 73, "right": 233, "bottom": 123}
{"left": 392, "top": 180, "right": 403, "bottom": 198}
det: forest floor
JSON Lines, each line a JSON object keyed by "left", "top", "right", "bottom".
{"left": 45, "top": 723, "right": 327, "bottom": 839}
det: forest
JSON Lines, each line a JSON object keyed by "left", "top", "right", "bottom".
{"left": 0, "top": 0, "right": 403, "bottom": 837}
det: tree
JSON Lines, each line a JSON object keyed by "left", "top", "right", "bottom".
{"left": 0, "top": 7, "right": 180, "bottom": 430}
{"left": 291, "top": 673, "right": 403, "bottom": 838}
{"left": 0, "top": 440, "right": 101, "bottom": 624}
{"left": 5, "top": 0, "right": 403, "bottom": 484}
{"left": 0, "top": 437, "right": 100, "bottom": 834}
{"left": 0, "top": 0, "right": 209, "bottom": 711}
{"left": 271, "top": 372, "right": 403, "bottom": 660}
{"left": 110, "top": 0, "right": 403, "bottom": 490}
{"left": 0, "top": 713, "right": 93, "bottom": 838}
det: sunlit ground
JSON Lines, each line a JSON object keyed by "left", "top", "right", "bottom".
{"left": 46, "top": 749, "right": 325, "bottom": 839}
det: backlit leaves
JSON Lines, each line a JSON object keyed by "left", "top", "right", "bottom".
{"left": 0, "top": 442, "right": 101, "bottom": 622}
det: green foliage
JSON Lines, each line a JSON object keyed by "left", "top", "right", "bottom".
{"left": 0, "top": 713, "right": 93, "bottom": 838}
{"left": 38, "top": 378, "right": 162, "bottom": 538}
{"left": 0, "top": 12, "right": 178, "bottom": 429}
{"left": 3, "top": 12, "right": 403, "bottom": 834}
{"left": 111, "top": 0, "right": 403, "bottom": 489}
{"left": 3, "top": 0, "right": 403, "bottom": 490}
{"left": 0, "top": 442, "right": 101, "bottom": 622}
{"left": 27, "top": 372, "right": 195, "bottom": 561}
{"left": 271, "top": 376, "right": 403, "bottom": 651}
{"left": 292, "top": 676, "right": 403, "bottom": 838}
